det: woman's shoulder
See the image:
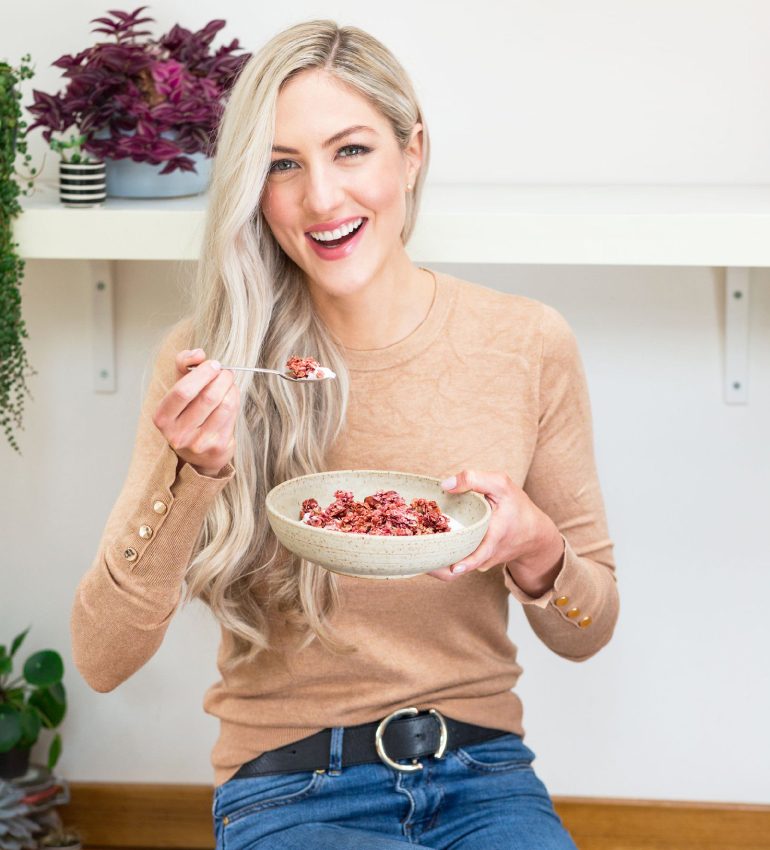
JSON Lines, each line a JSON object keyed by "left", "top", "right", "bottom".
{"left": 440, "top": 270, "right": 562, "bottom": 335}
{"left": 163, "top": 314, "right": 196, "bottom": 350}
{"left": 151, "top": 315, "right": 196, "bottom": 365}
{"left": 141, "top": 315, "right": 196, "bottom": 395}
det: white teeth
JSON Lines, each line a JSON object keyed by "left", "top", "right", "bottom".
{"left": 309, "top": 217, "right": 363, "bottom": 242}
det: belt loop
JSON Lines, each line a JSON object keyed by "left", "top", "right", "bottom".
{"left": 328, "top": 726, "right": 344, "bottom": 775}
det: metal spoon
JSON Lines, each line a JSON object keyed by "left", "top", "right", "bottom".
{"left": 187, "top": 365, "right": 335, "bottom": 383}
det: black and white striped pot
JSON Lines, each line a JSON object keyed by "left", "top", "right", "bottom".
{"left": 59, "top": 160, "right": 106, "bottom": 207}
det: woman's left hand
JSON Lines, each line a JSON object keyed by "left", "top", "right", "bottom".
{"left": 427, "top": 470, "right": 566, "bottom": 594}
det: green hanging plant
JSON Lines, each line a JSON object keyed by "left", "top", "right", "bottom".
{"left": 0, "top": 54, "right": 39, "bottom": 455}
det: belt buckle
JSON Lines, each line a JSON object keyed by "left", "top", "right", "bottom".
{"left": 375, "top": 706, "right": 448, "bottom": 772}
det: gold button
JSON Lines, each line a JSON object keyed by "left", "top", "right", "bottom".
{"left": 578, "top": 616, "right": 592, "bottom": 628}
{"left": 566, "top": 608, "right": 581, "bottom": 619}
{"left": 139, "top": 525, "right": 153, "bottom": 539}
{"left": 555, "top": 596, "right": 569, "bottom": 607}
{"left": 123, "top": 547, "right": 138, "bottom": 562}
{"left": 152, "top": 500, "right": 167, "bottom": 515}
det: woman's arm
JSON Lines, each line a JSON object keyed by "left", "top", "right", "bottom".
{"left": 70, "top": 318, "right": 235, "bottom": 692}
{"left": 503, "top": 303, "right": 619, "bottom": 661}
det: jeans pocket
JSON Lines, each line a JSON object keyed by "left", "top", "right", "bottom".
{"left": 454, "top": 732, "right": 536, "bottom": 773}
{"left": 213, "top": 770, "right": 326, "bottom": 824}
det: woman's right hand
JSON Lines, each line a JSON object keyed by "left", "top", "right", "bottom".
{"left": 152, "top": 348, "right": 241, "bottom": 478}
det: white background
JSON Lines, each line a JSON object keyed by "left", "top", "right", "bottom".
{"left": 1, "top": 1, "right": 769, "bottom": 803}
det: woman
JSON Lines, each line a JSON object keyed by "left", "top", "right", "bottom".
{"left": 71, "top": 19, "right": 619, "bottom": 850}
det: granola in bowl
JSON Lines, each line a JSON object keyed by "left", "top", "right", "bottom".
{"left": 265, "top": 470, "right": 489, "bottom": 579}
{"left": 300, "top": 489, "right": 454, "bottom": 535}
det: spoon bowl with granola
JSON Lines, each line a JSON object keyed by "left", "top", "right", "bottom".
{"left": 265, "top": 470, "right": 492, "bottom": 579}
{"left": 188, "top": 355, "right": 336, "bottom": 383}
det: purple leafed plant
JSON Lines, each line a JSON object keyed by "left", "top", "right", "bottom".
{"left": 26, "top": 6, "right": 251, "bottom": 173}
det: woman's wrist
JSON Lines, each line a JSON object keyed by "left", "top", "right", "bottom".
{"left": 175, "top": 453, "right": 221, "bottom": 478}
{"left": 192, "top": 463, "right": 224, "bottom": 478}
{"left": 508, "top": 525, "right": 565, "bottom": 598}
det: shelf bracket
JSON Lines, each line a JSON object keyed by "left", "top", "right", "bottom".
{"left": 724, "top": 267, "right": 749, "bottom": 405}
{"left": 91, "top": 260, "right": 116, "bottom": 393}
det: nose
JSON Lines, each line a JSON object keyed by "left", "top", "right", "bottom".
{"left": 302, "top": 162, "right": 346, "bottom": 220}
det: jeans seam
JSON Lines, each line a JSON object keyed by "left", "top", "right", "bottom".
{"left": 219, "top": 772, "right": 324, "bottom": 824}
{"left": 395, "top": 769, "right": 416, "bottom": 834}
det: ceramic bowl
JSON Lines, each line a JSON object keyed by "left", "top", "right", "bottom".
{"left": 265, "top": 469, "right": 492, "bottom": 579}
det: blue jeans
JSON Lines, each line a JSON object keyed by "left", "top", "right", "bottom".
{"left": 212, "top": 727, "right": 578, "bottom": 849}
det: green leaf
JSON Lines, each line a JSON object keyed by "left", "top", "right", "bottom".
{"left": 28, "top": 684, "right": 66, "bottom": 727}
{"left": 47, "top": 732, "right": 62, "bottom": 770}
{"left": 0, "top": 703, "right": 22, "bottom": 752}
{"left": 4, "top": 688, "right": 26, "bottom": 707}
{"left": 17, "top": 703, "right": 41, "bottom": 747}
{"left": 11, "top": 626, "right": 30, "bottom": 657}
{"left": 23, "top": 649, "right": 63, "bottom": 687}
{"left": 0, "top": 654, "right": 11, "bottom": 676}
{"left": 48, "top": 680, "right": 66, "bottom": 706}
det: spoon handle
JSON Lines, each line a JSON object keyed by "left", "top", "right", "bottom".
{"left": 186, "top": 365, "right": 282, "bottom": 374}
{"left": 219, "top": 366, "right": 283, "bottom": 374}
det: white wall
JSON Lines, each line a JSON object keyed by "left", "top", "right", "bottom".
{"left": 2, "top": 1, "right": 769, "bottom": 804}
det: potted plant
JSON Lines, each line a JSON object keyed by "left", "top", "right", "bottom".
{"left": 26, "top": 6, "right": 251, "bottom": 199}
{"left": 50, "top": 133, "right": 106, "bottom": 208}
{"left": 0, "top": 627, "right": 67, "bottom": 780}
{"left": 0, "top": 54, "right": 38, "bottom": 455}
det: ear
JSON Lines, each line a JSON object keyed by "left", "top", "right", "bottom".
{"left": 405, "top": 122, "right": 423, "bottom": 183}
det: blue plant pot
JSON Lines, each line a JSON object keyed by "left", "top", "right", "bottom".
{"left": 91, "top": 128, "right": 213, "bottom": 198}
{"left": 104, "top": 152, "right": 212, "bottom": 199}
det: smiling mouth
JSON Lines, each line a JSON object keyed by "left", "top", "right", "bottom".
{"left": 308, "top": 218, "right": 366, "bottom": 248}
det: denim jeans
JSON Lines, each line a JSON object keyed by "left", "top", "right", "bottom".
{"left": 212, "top": 726, "right": 578, "bottom": 849}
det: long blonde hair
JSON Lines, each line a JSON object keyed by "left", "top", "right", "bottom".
{"left": 179, "top": 20, "right": 430, "bottom": 670}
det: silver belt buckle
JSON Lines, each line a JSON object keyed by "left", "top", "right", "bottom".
{"left": 375, "top": 706, "right": 449, "bottom": 772}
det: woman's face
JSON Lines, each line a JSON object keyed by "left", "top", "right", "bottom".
{"left": 260, "top": 68, "right": 422, "bottom": 297}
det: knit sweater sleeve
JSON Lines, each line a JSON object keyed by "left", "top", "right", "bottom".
{"left": 502, "top": 303, "right": 619, "bottom": 661}
{"left": 70, "top": 318, "right": 235, "bottom": 692}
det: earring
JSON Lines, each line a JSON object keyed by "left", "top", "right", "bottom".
{"left": 406, "top": 183, "right": 413, "bottom": 191}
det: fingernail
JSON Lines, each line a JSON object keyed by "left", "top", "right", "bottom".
{"left": 441, "top": 476, "right": 457, "bottom": 490}
{"left": 191, "top": 348, "right": 204, "bottom": 356}
{"left": 452, "top": 563, "right": 466, "bottom": 574}
{"left": 210, "top": 360, "right": 221, "bottom": 370}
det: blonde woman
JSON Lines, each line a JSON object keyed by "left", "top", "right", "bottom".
{"left": 72, "top": 19, "right": 618, "bottom": 850}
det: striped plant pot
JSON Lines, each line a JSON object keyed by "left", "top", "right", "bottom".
{"left": 59, "top": 160, "right": 106, "bottom": 207}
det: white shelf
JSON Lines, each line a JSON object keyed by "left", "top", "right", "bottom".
{"left": 15, "top": 183, "right": 770, "bottom": 265}
{"left": 14, "top": 182, "right": 763, "bottom": 404}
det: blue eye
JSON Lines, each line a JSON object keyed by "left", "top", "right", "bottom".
{"left": 270, "top": 159, "right": 295, "bottom": 173}
{"left": 269, "top": 144, "right": 371, "bottom": 174}
{"left": 338, "top": 144, "right": 369, "bottom": 158}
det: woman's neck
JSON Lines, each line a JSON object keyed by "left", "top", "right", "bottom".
{"left": 309, "top": 259, "right": 436, "bottom": 351}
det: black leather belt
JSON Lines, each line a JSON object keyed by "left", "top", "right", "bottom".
{"left": 231, "top": 706, "right": 511, "bottom": 779}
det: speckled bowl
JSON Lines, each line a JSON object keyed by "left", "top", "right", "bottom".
{"left": 265, "top": 470, "right": 492, "bottom": 579}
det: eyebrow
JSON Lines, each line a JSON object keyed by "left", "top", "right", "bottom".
{"left": 271, "top": 125, "right": 377, "bottom": 154}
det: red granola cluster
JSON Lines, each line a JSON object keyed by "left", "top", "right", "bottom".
{"left": 286, "top": 356, "right": 320, "bottom": 378}
{"left": 300, "top": 489, "right": 450, "bottom": 536}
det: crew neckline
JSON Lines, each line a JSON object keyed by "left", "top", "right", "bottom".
{"left": 342, "top": 267, "right": 458, "bottom": 372}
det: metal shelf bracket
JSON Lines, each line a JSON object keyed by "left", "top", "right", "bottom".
{"left": 724, "top": 267, "right": 749, "bottom": 405}
{"left": 91, "top": 260, "right": 116, "bottom": 393}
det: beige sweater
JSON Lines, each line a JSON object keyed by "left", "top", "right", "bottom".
{"left": 71, "top": 268, "right": 618, "bottom": 787}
